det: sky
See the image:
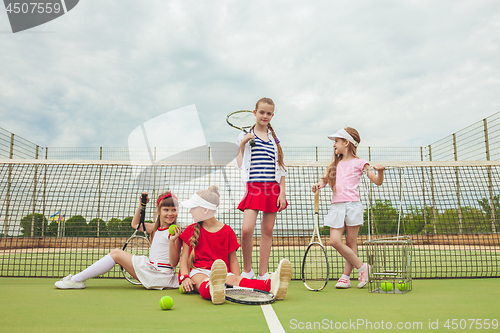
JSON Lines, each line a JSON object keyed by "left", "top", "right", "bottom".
{"left": 1, "top": 0, "right": 499, "bottom": 150}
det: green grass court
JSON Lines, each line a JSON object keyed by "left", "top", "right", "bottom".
{"left": 1, "top": 277, "right": 498, "bottom": 332}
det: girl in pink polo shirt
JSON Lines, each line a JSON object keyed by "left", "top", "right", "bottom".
{"left": 312, "top": 127, "right": 384, "bottom": 289}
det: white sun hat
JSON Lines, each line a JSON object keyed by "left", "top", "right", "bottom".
{"left": 327, "top": 128, "right": 359, "bottom": 147}
{"left": 181, "top": 193, "right": 218, "bottom": 210}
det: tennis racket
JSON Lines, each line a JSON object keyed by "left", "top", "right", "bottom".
{"left": 225, "top": 284, "right": 275, "bottom": 305}
{"left": 226, "top": 110, "right": 256, "bottom": 147}
{"left": 302, "top": 190, "right": 329, "bottom": 291}
{"left": 121, "top": 193, "right": 150, "bottom": 285}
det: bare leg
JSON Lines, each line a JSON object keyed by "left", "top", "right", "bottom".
{"left": 109, "top": 249, "right": 138, "bottom": 280}
{"left": 343, "top": 225, "right": 361, "bottom": 276}
{"left": 259, "top": 212, "right": 276, "bottom": 276}
{"left": 329, "top": 227, "right": 363, "bottom": 270}
{"left": 241, "top": 209, "right": 259, "bottom": 273}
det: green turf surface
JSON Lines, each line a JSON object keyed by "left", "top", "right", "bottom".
{"left": 1, "top": 277, "right": 498, "bottom": 332}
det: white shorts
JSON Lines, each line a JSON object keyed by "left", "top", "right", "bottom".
{"left": 189, "top": 267, "right": 235, "bottom": 279}
{"left": 132, "top": 255, "right": 179, "bottom": 290}
{"left": 323, "top": 201, "right": 364, "bottom": 229}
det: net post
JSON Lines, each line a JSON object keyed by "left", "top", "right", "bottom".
{"left": 428, "top": 145, "right": 437, "bottom": 235}
{"left": 484, "top": 119, "right": 497, "bottom": 232}
{"left": 453, "top": 134, "right": 463, "bottom": 234}
{"left": 41, "top": 158, "right": 47, "bottom": 237}
{"left": 4, "top": 133, "right": 14, "bottom": 237}
{"left": 420, "top": 147, "right": 427, "bottom": 235}
{"left": 9, "top": 133, "right": 14, "bottom": 158}
{"left": 30, "top": 146, "right": 40, "bottom": 237}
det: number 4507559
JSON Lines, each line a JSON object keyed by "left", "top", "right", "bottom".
{"left": 6, "top": 2, "right": 62, "bottom": 14}
{"left": 444, "top": 319, "right": 498, "bottom": 330}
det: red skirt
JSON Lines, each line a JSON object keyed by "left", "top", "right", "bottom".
{"left": 238, "top": 182, "right": 288, "bottom": 213}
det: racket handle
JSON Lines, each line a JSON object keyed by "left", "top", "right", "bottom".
{"left": 140, "top": 193, "right": 147, "bottom": 211}
{"left": 314, "top": 190, "right": 319, "bottom": 213}
{"left": 249, "top": 138, "right": 255, "bottom": 147}
{"left": 139, "top": 194, "right": 147, "bottom": 232}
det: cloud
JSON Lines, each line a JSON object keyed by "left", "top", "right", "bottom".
{"left": 0, "top": 0, "right": 499, "bottom": 152}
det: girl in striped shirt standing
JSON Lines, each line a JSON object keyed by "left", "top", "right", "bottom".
{"left": 235, "top": 97, "right": 288, "bottom": 280}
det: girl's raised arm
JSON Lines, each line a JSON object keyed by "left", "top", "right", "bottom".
{"left": 364, "top": 164, "right": 385, "bottom": 186}
{"left": 130, "top": 192, "right": 156, "bottom": 234}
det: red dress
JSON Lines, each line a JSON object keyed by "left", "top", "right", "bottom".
{"left": 180, "top": 223, "right": 240, "bottom": 271}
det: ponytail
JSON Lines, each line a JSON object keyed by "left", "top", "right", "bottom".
{"left": 188, "top": 222, "right": 202, "bottom": 269}
{"left": 267, "top": 123, "right": 286, "bottom": 171}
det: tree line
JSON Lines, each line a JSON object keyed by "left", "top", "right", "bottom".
{"left": 319, "top": 196, "right": 499, "bottom": 236}
{"left": 16, "top": 195, "right": 500, "bottom": 237}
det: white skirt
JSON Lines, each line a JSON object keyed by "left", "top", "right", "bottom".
{"left": 132, "top": 255, "right": 179, "bottom": 290}
{"left": 324, "top": 201, "right": 364, "bottom": 229}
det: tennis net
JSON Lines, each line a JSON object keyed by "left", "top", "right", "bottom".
{"left": 1, "top": 159, "right": 499, "bottom": 280}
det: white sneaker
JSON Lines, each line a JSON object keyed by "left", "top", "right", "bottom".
{"left": 335, "top": 277, "right": 351, "bottom": 289}
{"left": 270, "top": 259, "right": 293, "bottom": 301}
{"left": 209, "top": 259, "right": 227, "bottom": 305}
{"left": 241, "top": 268, "right": 255, "bottom": 279}
{"left": 257, "top": 272, "right": 270, "bottom": 280}
{"left": 55, "top": 274, "right": 86, "bottom": 289}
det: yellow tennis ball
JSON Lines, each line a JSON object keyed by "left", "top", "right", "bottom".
{"left": 159, "top": 296, "right": 174, "bottom": 310}
{"left": 179, "top": 285, "right": 187, "bottom": 294}
{"left": 397, "top": 281, "right": 409, "bottom": 291}
{"left": 381, "top": 282, "right": 393, "bottom": 292}
{"left": 168, "top": 224, "right": 177, "bottom": 236}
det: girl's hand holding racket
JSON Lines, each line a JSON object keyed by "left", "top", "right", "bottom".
{"left": 241, "top": 132, "right": 256, "bottom": 147}
{"left": 139, "top": 191, "right": 150, "bottom": 205}
{"left": 311, "top": 181, "right": 325, "bottom": 193}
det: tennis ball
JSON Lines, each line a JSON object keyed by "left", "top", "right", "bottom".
{"left": 381, "top": 282, "right": 393, "bottom": 292}
{"left": 168, "top": 224, "right": 177, "bottom": 236}
{"left": 159, "top": 295, "right": 174, "bottom": 310}
{"left": 397, "top": 281, "right": 409, "bottom": 291}
{"left": 179, "top": 285, "right": 187, "bottom": 294}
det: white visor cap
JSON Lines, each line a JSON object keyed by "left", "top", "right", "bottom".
{"left": 181, "top": 193, "right": 218, "bottom": 211}
{"left": 327, "top": 128, "right": 359, "bottom": 147}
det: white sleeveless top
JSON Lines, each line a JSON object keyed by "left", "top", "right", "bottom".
{"left": 148, "top": 228, "right": 171, "bottom": 265}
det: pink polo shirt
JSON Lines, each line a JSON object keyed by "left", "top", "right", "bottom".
{"left": 331, "top": 158, "right": 369, "bottom": 203}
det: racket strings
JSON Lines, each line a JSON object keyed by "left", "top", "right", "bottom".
{"left": 227, "top": 112, "right": 255, "bottom": 129}
{"left": 302, "top": 244, "right": 329, "bottom": 290}
{"left": 226, "top": 289, "right": 274, "bottom": 304}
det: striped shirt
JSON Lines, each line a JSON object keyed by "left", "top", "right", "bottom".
{"left": 249, "top": 135, "right": 276, "bottom": 182}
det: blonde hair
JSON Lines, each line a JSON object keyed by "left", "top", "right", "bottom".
{"left": 150, "top": 191, "right": 178, "bottom": 243}
{"left": 188, "top": 185, "right": 220, "bottom": 269}
{"left": 253, "top": 97, "right": 286, "bottom": 170}
{"left": 321, "top": 127, "right": 360, "bottom": 192}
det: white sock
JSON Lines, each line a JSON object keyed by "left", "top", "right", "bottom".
{"left": 341, "top": 274, "right": 350, "bottom": 280}
{"left": 357, "top": 263, "right": 367, "bottom": 273}
{"left": 71, "top": 254, "right": 116, "bottom": 282}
